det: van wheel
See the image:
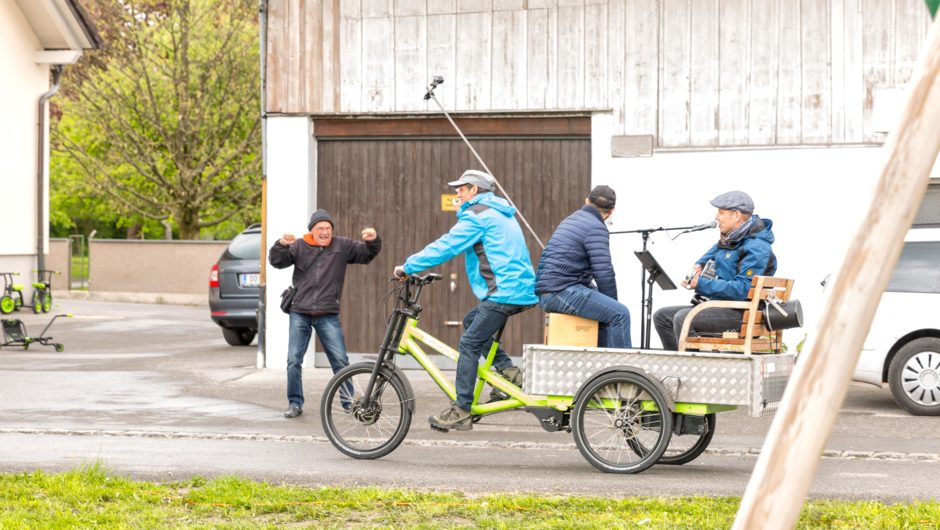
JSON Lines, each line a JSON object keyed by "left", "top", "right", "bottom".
{"left": 888, "top": 337, "right": 940, "bottom": 416}
{"left": 222, "top": 327, "right": 256, "bottom": 346}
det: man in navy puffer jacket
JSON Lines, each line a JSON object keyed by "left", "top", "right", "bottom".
{"left": 536, "top": 185, "right": 632, "bottom": 348}
{"left": 653, "top": 190, "right": 776, "bottom": 350}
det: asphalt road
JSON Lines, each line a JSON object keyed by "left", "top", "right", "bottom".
{"left": 0, "top": 299, "right": 938, "bottom": 501}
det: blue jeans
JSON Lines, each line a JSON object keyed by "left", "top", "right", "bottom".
{"left": 539, "top": 284, "right": 632, "bottom": 348}
{"left": 653, "top": 305, "right": 744, "bottom": 351}
{"left": 287, "top": 312, "right": 349, "bottom": 408}
{"left": 455, "top": 301, "right": 533, "bottom": 411}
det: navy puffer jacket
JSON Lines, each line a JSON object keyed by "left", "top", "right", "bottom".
{"left": 535, "top": 205, "right": 617, "bottom": 299}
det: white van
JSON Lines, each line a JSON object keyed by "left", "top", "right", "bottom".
{"left": 851, "top": 228, "right": 940, "bottom": 416}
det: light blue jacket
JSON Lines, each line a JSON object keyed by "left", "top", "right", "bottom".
{"left": 404, "top": 192, "right": 538, "bottom": 306}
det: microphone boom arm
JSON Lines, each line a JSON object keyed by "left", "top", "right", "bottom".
{"left": 610, "top": 223, "right": 707, "bottom": 235}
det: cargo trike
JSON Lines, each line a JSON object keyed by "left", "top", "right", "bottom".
{"left": 320, "top": 273, "right": 796, "bottom": 474}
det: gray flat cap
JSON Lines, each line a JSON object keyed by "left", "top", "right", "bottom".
{"left": 448, "top": 169, "right": 495, "bottom": 191}
{"left": 710, "top": 190, "right": 754, "bottom": 214}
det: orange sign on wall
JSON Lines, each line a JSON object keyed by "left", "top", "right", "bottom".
{"left": 441, "top": 194, "right": 458, "bottom": 212}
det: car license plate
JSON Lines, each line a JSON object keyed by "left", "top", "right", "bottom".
{"left": 239, "top": 273, "right": 260, "bottom": 287}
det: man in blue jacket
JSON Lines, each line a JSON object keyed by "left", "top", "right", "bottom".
{"left": 653, "top": 190, "right": 776, "bottom": 350}
{"left": 394, "top": 170, "right": 537, "bottom": 432}
{"left": 536, "top": 185, "right": 632, "bottom": 349}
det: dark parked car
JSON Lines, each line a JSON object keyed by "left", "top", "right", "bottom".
{"left": 209, "top": 224, "right": 260, "bottom": 346}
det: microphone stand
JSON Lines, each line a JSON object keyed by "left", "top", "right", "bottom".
{"left": 611, "top": 224, "right": 704, "bottom": 349}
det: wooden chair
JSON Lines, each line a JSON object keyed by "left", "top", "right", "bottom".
{"left": 677, "top": 276, "right": 795, "bottom": 355}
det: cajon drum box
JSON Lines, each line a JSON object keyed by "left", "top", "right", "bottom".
{"left": 544, "top": 313, "right": 599, "bottom": 347}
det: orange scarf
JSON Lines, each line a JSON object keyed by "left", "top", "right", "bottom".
{"left": 303, "top": 233, "right": 332, "bottom": 247}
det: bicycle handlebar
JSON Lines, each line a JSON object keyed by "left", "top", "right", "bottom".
{"left": 392, "top": 272, "right": 442, "bottom": 286}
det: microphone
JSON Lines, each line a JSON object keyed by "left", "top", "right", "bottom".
{"left": 686, "top": 221, "right": 717, "bottom": 233}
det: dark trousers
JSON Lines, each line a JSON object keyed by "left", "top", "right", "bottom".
{"left": 455, "top": 300, "right": 532, "bottom": 410}
{"left": 653, "top": 304, "right": 744, "bottom": 351}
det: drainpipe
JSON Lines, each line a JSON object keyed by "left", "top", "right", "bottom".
{"left": 37, "top": 65, "right": 64, "bottom": 273}
{"left": 257, "top": 0, "right": 268, "bottom": 369}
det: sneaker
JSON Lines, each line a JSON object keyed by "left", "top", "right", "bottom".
{"left": 488, "top": 366, "right": 523, "bottom": 401}
{"left": 501, "top": 366, "right": 523, "bottom": 386}
{"left": 428, "top": 404, "right": 473, "bottom": 432}
{"left": 283, "top": 404, "right": 303, "bottom": 418}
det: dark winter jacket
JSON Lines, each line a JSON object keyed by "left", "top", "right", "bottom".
{"left": 695, "top": 216, "right": 776, "bottom": 301}
{"left": 535, "top": 205, "right": 617, "bottom": 300}
{"left": 269, "top": 235, "right": 381, "bottom": 315}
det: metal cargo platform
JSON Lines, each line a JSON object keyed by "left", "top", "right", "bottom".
{"left": 522, "top": 344, "right": 796, "bottom": 417}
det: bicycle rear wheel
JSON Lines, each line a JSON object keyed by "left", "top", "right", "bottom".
{"left": 320, "top": 362, "right": 413, "bottom": 460}
{"left": 659, "top": 413, "right": 716, "bottom": 465}
{"left": 572, "top": 371, "right": 672, "bottom": 474}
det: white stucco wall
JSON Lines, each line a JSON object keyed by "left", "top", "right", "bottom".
{"left": 592, "top": 112, "right": 937, "bottom": 348}
{"left": 0, "top": 0, "right": 51, "bottom": 269}
{"left": 264, "top": 116, "right": 317, "bottom": 369}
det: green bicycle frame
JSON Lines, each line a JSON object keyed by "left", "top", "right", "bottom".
{"left": 369, "top": 275, "right": 734, "bottom": 421}
{"left": 397, "top": 317, "right": 576, "bottom": 416}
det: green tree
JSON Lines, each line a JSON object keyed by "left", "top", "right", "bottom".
{"left": 53, "top": 0, "right": 260, "bottom": 240}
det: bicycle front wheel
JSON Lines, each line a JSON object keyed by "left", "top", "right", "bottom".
{"left": 320, "top": 362, "right": 413, "bottom": 460}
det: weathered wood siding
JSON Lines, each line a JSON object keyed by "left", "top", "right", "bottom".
{"left": 266, "top": 0, "right": 933, "bottom": 147}
{"left": 315, "top": 130, "right": 591, "bottom": 353}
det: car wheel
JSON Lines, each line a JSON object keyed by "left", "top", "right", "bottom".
{"left": 222, "top": 327, "right": 256, "bottom": 346}
{"left": 887, "top": 337, "right": 940, "bottom": 416}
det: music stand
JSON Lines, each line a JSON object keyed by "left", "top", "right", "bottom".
{"left": 634, "top": 251, "right": 677, "bottom": 349}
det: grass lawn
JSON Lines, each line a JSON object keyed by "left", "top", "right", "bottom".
{"left": 1, "top": 466, "right": 937, "bottom": 529}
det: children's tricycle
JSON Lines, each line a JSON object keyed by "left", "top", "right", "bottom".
{"left": 318, "top": 274, "right": 796, "bottom": 474}
{"left": 1, "top": 270, "right": 60, "bottom": 314}
{"left": 1, "top": 314, "right": 72, "bottom": 352}
{"left": 1, "top": 272, "right": 25, "bottom": 314}
{"left": 31, "top": 269, "right": 60, "bottom": 313}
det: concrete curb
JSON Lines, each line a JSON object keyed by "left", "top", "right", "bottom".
{"left": 52, "top": 290, "right": 207, "bottom": 306}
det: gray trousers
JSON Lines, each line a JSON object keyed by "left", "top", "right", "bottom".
{"left": 653, "top": 304, "right": 744, "bottom": 351}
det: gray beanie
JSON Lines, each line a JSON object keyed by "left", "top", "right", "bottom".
{"left": 307, "top": 209, "right": 334, "bottom": 230}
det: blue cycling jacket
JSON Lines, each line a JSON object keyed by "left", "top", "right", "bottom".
{"left": 695, "top": 216, "right": 777, "bottom": 301}
{"left": 403, "top": 192, "right": 537, "bottom": 306}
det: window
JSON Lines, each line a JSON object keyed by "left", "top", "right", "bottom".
{"left": 886, "top": 241, "right": 940, "bottom": 294}
{"left": 226, "top": 232, "right": 261, "bottom": 260}
{"left": 913, "top": 182, "right": 940, "bottom": 227}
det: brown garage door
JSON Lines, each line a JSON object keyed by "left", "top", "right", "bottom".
{"left": 315, "top": 117, "right": 591, "bottom": 357}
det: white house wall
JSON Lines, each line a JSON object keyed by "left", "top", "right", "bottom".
{"left": 0, "top": 0, "right": 51, "bottom": 268}
{"left": 592, "top": 112, "right": 940, "bottom": 348}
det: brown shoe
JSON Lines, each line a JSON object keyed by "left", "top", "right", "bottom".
{"left": 489, "top": 366, "right": 523, "bottom": 401}
{"left": 429, "top": 404, "right": 473, "bottom": 432}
